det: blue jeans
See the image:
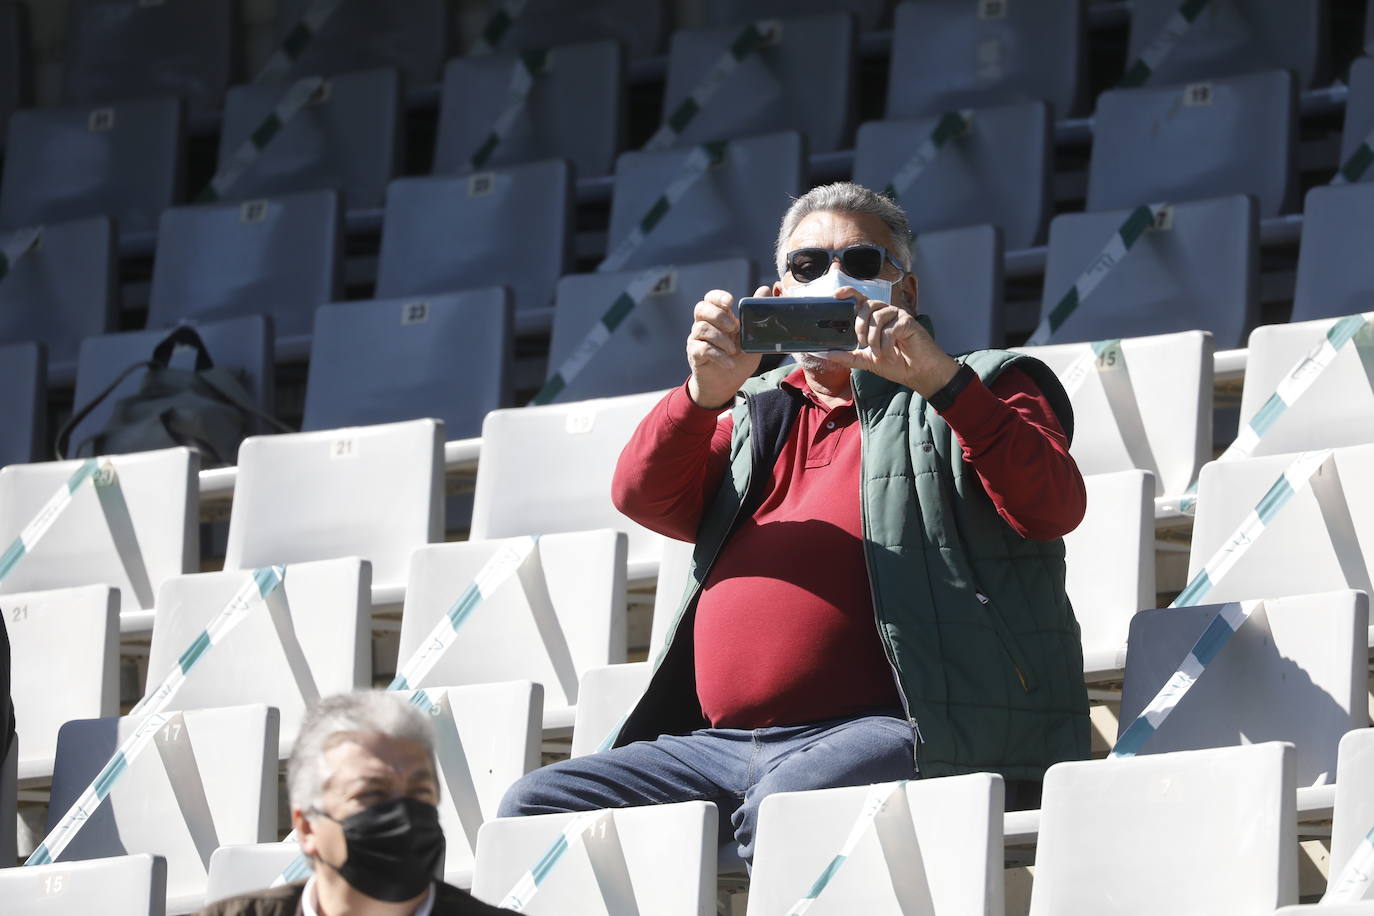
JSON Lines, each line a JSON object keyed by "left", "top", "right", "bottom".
{"left": 496, "top": 713, "right": 917, "bottom": 864}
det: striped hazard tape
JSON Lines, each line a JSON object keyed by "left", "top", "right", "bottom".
{"left": 642, "top": 20, "right": 782, "bottom": 153}
{"left": 784, "top": 781, "right": 920, "bottom": 915}
{"left": 254, "top": 0, "right": 343, "bottom": 85}
{"left": 498, "top": 810, "right": 630, "bottom": 911}
{"left": 0, "top": 226, "right": 41, "bottom": 284}
{"left": 467, "top": 50, "right": 551, "bottom": 172}
{"left": 197, "top": 76, "right": 327, "bottom": 203}
{"left": 1333, "top": 125, "right": 1374, "bottom": 186}
{"left": 473, "top": 0, "right": 532, "bottom": 55}
{"left": 882, "top": 110, "right": 974, "bottom": 201}
{"left": 1119, "top": 0, "right": 1212, "bottom": 88}
{"left": 1027, "top": 203, "right": 1169, "bottom": 347}
{"left": 26, "top": 566, "right": 290, "bottom": 866}
{"left": 600, "top": 140, "right": 727, "bottom": 274}
{"left": 0, "top": 459, "right": 102, "bottom": 584}
{"left": 1324, "top": 825, "right": 1374, "bottom": 903}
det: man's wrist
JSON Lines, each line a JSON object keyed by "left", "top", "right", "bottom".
{"left": 927, "top": 363, "right": 977, "bottom": 412}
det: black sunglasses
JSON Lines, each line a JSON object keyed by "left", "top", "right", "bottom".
{"left": 785, "top": 244, "right": 906, "bottom": 283}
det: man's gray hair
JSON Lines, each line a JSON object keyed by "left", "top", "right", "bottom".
{"left": 774, "top": 182, "right": 913, "bottom": 276}
{"left": 288, "top": 691, "right": 438, "bottom": 811}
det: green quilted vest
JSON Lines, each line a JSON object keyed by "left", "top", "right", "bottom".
{"left": 613, "top": 351, "right": 1091, "bottom": 781}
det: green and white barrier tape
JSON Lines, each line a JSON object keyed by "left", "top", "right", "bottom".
{"left": 497, "top": 810, "right": 631, "bottom": 911}
{"left": 1113, "top": 448, "right": 1338, "bottom": 757}
{"left": 530, "top": 266, "right": 674, "bottom": 406}
{"left": 467, "top": 50, "right": 551, "bottom": 172}
{"left": 1162, "top": 312, "right": 1374, "bottom": 515}
{"left": 642, "top": 20, "right": 782, "bottom": 153}
{"left": 197, "top": 75, "right": 327, "bottom": 203}
{"left": 1332, "top": 125, "right": 1374, "bottom": 186}
{"left": 1119, "top": 0, "right": 1212, "bottom": 88}
{"left": 1054, "top": 339, "right": 1162, "bottom": 488}
{"left": 26, "top": 566, "right": 289, "bottom": 866}
{"left": 600, "top": 140, "right": 728, "bottom": 274}
{"left": 881, "top": 110, "right": 974, "bottom": 201}
{"left": 474, "top": 0, "right": 532, "bottom": 55}
{"left": 784, "top": 781, "right": 916, "bottom": 915}
{"left": 0, "top": 226, "right": 41, "bottom": 284}
{"left": 0, "top": 459, "right": 102, "bottom": 583}
{"left": 1324, "top": 824, "right": 1374, "bottom": 903}
{"left": 254, "top": 0, "right": 343, "bottom": 85}
{"left": 1027, "top": 203, "right": 1168, "bottom": 346}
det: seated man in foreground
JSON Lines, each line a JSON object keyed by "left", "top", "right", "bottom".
{"left": 200, "top": 691, "right": 508, "bottom": 916}
{"left": 500, "top": 182, "right": 1091, "bottom": 863}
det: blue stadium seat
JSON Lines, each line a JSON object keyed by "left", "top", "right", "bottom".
{"left": 217, "top": 68, "right": 401, "bottom": 209}
{"left": 697, "top": 0, "right": 885, "bottom": 31}
{"left": 433, "top": 41, "right": 621, "bottom": 179}
{"left": 462, "top": 0, "right": 665, "bottom": 60}
{"left": 1290, "top": 183, "right": 1374, "bottom": 323}
{"left": 605, "top": 131, "right": 804, "bottom": 274}
{"left": 912, "top": 224, "right": 1004, "bottom": 355}
{"left": 853, "top": 100, "right": 1052, "bottom": 251}
{"left": 1039, "top": 195, "right": 1258, "bottom": 348}
{"left": 302, "top": 290, "right": 513, "bottom": 439}
{"left": 272, "top": 0, "right": 447, "bottom": 85}
{"left": 549, "top": 258, "right": 751, "bottom": 402}
{"left": 0, "top": 96, "right": 183, "bottom": 238}
{"left": 1087, "top": 69, "right": 1295, "bottom": 218}
{"left": 1340, "top": 55, "right": 1374, "bottom": 184}
{"left": 68, "top": 316, "right": 275, "bottom": 455}
{"left": 0, "top": 217, "right": 116, "bottom": 369}
{"left": 146, "top": 190, "right": 342, "bottom": 343}
{"left": 0, "top": 341, "right": 44, "bottom": 467}
{"left": 0, "top": 0, "right": 31, "bottom": 148}
{"left": 374, "top": 161, "right": 572, "bottom": 324}
{"left": 1126, "top": 0, "right": 1327, "bottom": 89}
{"left": 659, "top": 13, "right": 854, "bottom": 153}
{"left": 63, "top": 0, "right": 235, "bottom": 115}
{"left": 887, "top": 0, "right": 1084, "bottom": 120}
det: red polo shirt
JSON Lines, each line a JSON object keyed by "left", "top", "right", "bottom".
{"left": 611, "top": 367, "right": 1085, "bottom": 728}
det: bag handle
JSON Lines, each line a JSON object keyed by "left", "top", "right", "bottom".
{"left": 151, "top": 325, "right": 215, "bottom": 372}
{"left": 55, "top": 358, "right": 157, "bottom": 460}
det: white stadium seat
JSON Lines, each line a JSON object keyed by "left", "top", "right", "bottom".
{"left": 1030, "top": 743, "right": 1297, "bottom": 915}
{"left": 224, "top": 419, "right": 444, "bottom": 605}
{"left": 471, "top": 800, "right": 719, "bottom": 915}
{"left": 1328, "top": 728, "right": 1374, "bottom": 904}
{"left": 4, "top": 585, "right": 119, "bottom": 783}
{"left": 398, "top": 531, "right": 627, "bottom": 734}
{"left": 204, "top": 843, "right": 300, "bottom": 907}
{"left": 1, "top": 853, "right": 167, "bottom": 916}
{"left": 569, "top": 662, "right": 652, "bottom": 759}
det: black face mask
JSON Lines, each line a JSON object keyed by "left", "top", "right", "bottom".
{"left": 315, "top": 796, "right": 445, "bottom": 902}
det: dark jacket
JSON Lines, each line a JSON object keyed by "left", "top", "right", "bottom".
{"left": 196, "top": 881, "right": 510, "bottom": 916}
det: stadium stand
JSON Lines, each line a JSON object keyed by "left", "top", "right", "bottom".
{"left": 747, "top": 774, "right": 1005, "bottom": 916}
{"left": 853, "top": 100, "right": 1052, "bottom": 251}
{"left": 62, "top": 0, "right": 235, "bottom": 116}
{"left": 145, "top": 191, "right": 343, "bottom": 344}
{"left": 659, "top": 14, "right": 854, "bottom": 154}
{"left": 1037, "top": 195, "right": 1258, "bottom": 348}
{"left": 0, "top": 341, "right": 44, "bottom": 467}
{"left": 302, "top": 291, "right": 512, "bottom": 438}
{"left": 1030, "top": 743, "right": 1298, "bottom": 914}
{"left": 433, "top": 41, "right": 622, "bottom": 180}
{"left": 1291, "top": 184, "right": 1374, "bottom": 322}
{"left": 1087, "top": 70, "right": 1297, "bottom": 218}
{"left": 0, "top": 448, "right": 198, "bottom": 628}
{"left": 4, "top": 586, "right": 119, "bottom": 783}
{"left": 0, "top": 1, "right": 30, "bottom": 148}
{"left": 398, "top": 531, "right": 627, "bottom": 733}
{"left": 217, "top": 68, "right": 402, "bottom": 210}
{"left": 45, "top": 705, "right": 278, "bottom": 913}
{"left": 68, "top": 316, "right": 275, "bottom": 456}
{"left": 548, "top": 258, "right": 750, "bottom": 402}
{"left": 0, "top": 97, "right": 183, "bottom": 239}
{"left": 1125, "top": 0, "right": 1328, "bottom": 90}
{"left": 1120, "top": 590, "right": 1368, "bottom": 786}
{"left": 886, "top": 0, "right": 1084, "bottom": 120}
{"left": 374, "top": 161, "right": 572, "bottom": 329}
{"left": 470, "top": 800, "right": 718, "bottom": 913}
{"left": 0, "top": 853, "right": 167, "bottom": 916}
{"left": 223, "top": 420, "right": 443, "bottom": 604}
{"left": 909, "top": 223, "right": 1004, "bottom": 355}
{"left": 270, "top": 0, "right": 447, "bottom": 86}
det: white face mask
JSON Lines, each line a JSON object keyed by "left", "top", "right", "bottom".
{"left": 786, "top": 264, "right": 895, "bottom": 304}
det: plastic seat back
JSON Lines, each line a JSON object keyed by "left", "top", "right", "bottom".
{"left": 272, "top": 0, "right": 447, "bottom": 84}
{"left": 0, "top": 854, "right": 167, "bottom": 916}
{"left": 1291, "top": 183, "right": 1374, "bottom": 323}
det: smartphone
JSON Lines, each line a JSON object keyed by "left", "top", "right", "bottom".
{"left": 738, "top": 296, "right": 859, "bottom": 354}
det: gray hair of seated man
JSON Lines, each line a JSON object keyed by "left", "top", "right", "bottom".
{"left": 288, "top": 691, "right": 440, "bottom": 812}
{"left": 774, "top": 181, "right": 914, "bottom": 277}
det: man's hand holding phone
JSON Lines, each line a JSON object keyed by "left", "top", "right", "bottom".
{"left": 821, "top": 286, "right": 960, "bottom": 398}
{"left": 686, "top": 286, "right": 769, "bottom": 409}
